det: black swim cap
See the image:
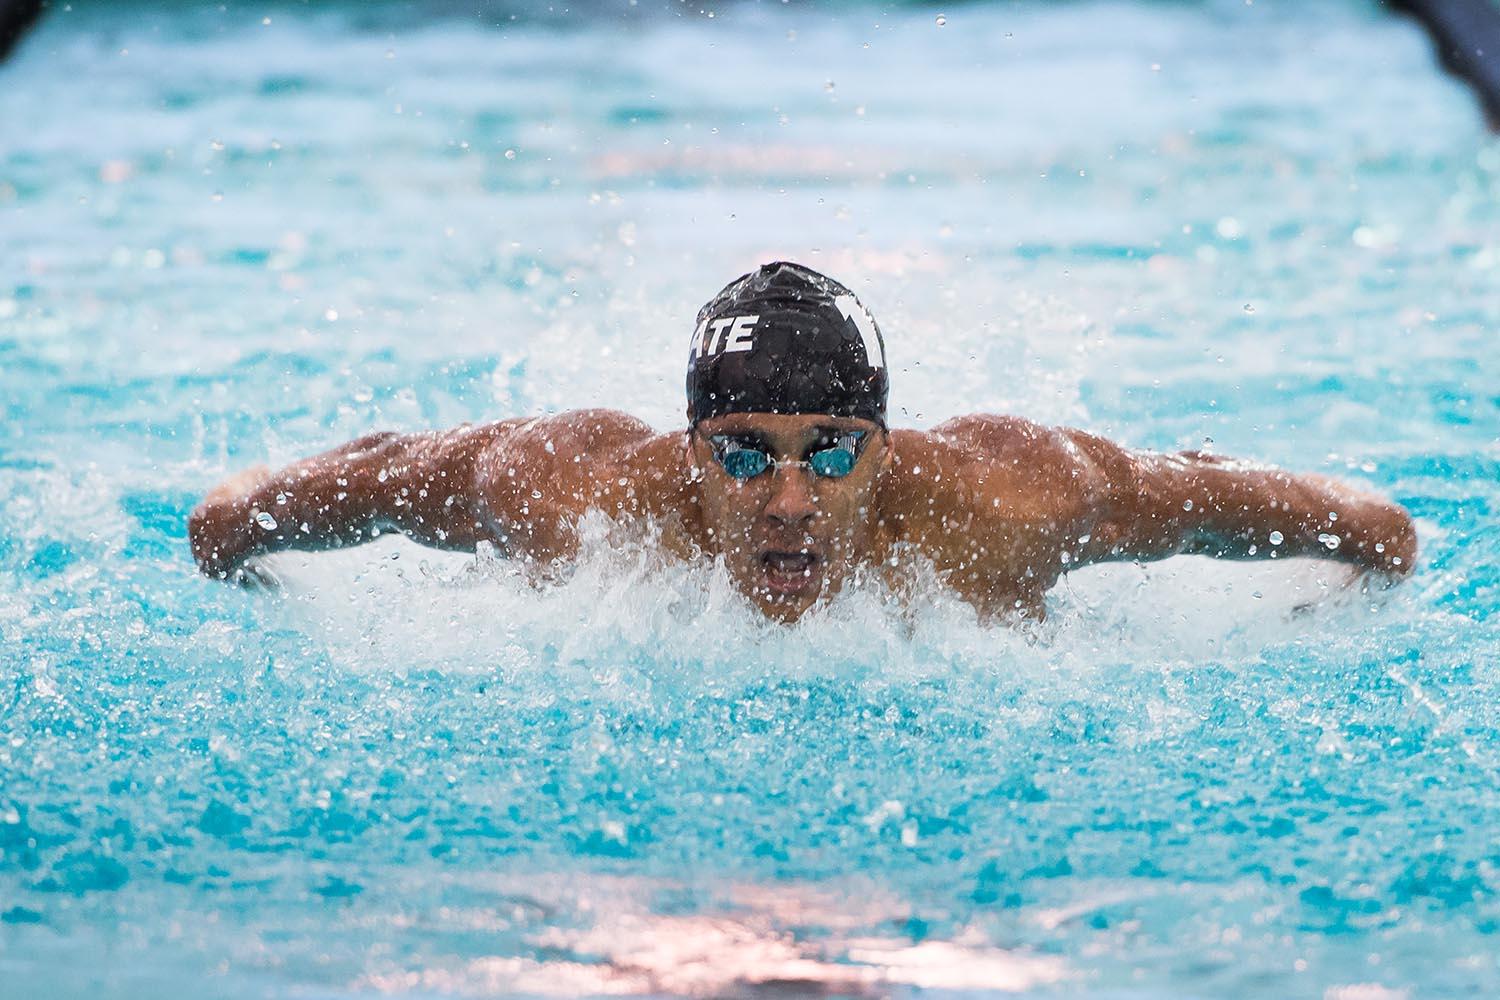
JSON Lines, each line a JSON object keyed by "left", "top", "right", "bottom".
{"left": 685, "top": 262, "right": 888, "bottom": 427}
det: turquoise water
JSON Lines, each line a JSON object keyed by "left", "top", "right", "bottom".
{"left": 2, "top": 0, "right": 1499, "bottom": 995}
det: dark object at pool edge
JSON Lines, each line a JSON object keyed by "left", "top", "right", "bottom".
{"left": 0, "top": 0, "right": 41, "bottom": 63}
{"left": 1389, "top": 0, "right": 1500, "bottom": 129}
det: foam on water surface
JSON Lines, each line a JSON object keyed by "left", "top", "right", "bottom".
{"left": 2, "top": 0, "right": 1499, "bottom": 996}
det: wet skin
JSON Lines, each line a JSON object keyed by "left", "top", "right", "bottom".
{"left": 688, "top": 414, "right": 894, "bottom": 621}
{"left": 189, "top": 408, "right": 1417, "bottom": 623}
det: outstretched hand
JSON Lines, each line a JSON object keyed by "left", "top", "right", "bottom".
{"left": 231, "top": 557, "right": 284, "bottom": 592}
{"left": 189, "top": 465, "right": 274, "bottom": 579}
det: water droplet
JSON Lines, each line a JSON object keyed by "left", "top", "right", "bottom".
{"left": 1269, "top": 530, "right": 1284, "bottom": 546}
{"left": 935, "top": 13, "right": 947, "bottom": 26}
{"left": 1243, "top": 303, "right": 1255, "bottom": 314}
{"left": 1182, "top": 499, "right": 1194, "bottom": 511}
{"left": 254, "top": 511, "right": 278, "bottom": 530}
{"left": 504, "top": 149, "right": 517, "bottom": 160}
{"left": 1318, "top": 532, "right": 1341, "bottom": 550}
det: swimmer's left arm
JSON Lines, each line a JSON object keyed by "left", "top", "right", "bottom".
{"left": 1065, "top": 433, "right": 1417, "bottom": 579}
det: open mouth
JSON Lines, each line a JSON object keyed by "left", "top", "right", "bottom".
{"left": 760, "top": 549, "right": 823, "bottom": 596}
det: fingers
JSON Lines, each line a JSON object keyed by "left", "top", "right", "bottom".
{"left": 190, "top": 466, "right": 279, "bottom": 580}
{"left": 232, "top": 558, "right": 283, "bottom": 592}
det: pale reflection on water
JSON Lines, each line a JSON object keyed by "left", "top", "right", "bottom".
{"left": 357, "top": 877, "right": 1067, "bottom": 996}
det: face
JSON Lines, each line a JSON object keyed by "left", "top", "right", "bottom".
{"left": 688, "top": 412, "right": 891, "bottom": 622}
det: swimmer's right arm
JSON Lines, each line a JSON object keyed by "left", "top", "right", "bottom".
{"left": 188, "top": 422, "right": 522, "bottom": 579}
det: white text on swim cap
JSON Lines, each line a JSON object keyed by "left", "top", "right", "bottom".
{"left": 834, "top": 294, "right": 885, "bottom": 369}
{"left": 689, "top": 314, "right": 759, "bottom": 361}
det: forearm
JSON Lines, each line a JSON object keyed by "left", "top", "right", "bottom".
{"left": 1151, "top": 454, "right": 1416, "bottom": 575}
{"left": 188, "top": 430, "right": 489, "bottom": 578}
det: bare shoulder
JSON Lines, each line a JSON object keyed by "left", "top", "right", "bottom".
{"left": 475, "top": 409, "right": 689, "bottom": 546}
{"left": 475, "top": 409, "right": 673, "bottom": 484}
{"left": 885, "top": 417, "right": 1109, "bottom": 549}
{"left": 492, "top": 408, "right": 659, "bottom": 454}
{"left": 928, "top": 413, "right": 1097, "bottom": 473}
{"left": 895, "top": 415, "right": 1105, "bottom": 497}
{"left": 882, "top": 419, "right": 1099, "bottom": 617}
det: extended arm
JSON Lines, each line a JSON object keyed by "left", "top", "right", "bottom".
{"left": 188, "top": 422, "right": 518, "bottom": 579}
{"left": 188, "top": 410, "right": 685, "bottom": 582}
{"left": 1068, "top": 434, "right": 1416, "bottom": 578}
{"left": 923, "top": 415, "right": 1416, "bottom": 613}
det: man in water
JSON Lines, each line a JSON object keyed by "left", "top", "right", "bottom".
{"left": 190, "top": 261, "right": 1415, "bottom": 622}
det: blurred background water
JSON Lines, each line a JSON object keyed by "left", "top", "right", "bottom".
{"left": 1, "top": 0, "right": 1498, "bottom": 996}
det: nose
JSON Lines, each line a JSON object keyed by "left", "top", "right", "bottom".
{"left": 763, "top": 465, "right": 817, "bottom": 531}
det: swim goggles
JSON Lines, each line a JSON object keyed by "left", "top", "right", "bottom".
{"left": 707, "top": 431, "right": 868, "bottom": 480}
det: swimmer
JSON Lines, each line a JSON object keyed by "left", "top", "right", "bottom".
{"left": 189, "top": 261, "right": 1416, "bottom": 622}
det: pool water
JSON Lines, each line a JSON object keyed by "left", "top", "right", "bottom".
{"left": 2, "top": 0, "right": 1498, "bottom": 996}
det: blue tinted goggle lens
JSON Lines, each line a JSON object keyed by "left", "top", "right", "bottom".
{"left": 710, "top": 432, "right": 865, "bottom": 481}
{"left": 720, "top": 447, "right": 771, "bottom": 479}
{"left": 809, "top": 445, "right": 857, "bottom": 477}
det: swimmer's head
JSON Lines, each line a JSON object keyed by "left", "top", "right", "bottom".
{"left": 685, "top": 261, "right": 888, "bottom": 427}
{"left": 685, "top": 263, "right": 892, "bottom": 621}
